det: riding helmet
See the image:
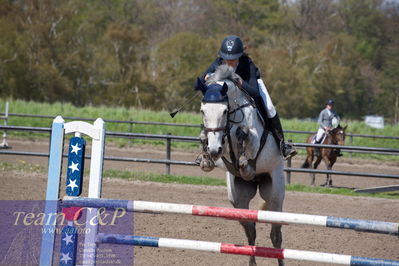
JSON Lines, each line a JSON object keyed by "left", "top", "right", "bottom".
{"left": 326, "top": 99, "right": 334, "bottom": 105}
{"left": 218, "top": 35, "right": 244, "bottom": 60}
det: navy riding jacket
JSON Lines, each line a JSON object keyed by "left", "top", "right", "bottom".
{"left": 201, "top": 55, "right": 267, "bottom": 120}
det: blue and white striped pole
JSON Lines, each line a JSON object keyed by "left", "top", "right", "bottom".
{"left": 62, "top": 197, "right": 399, "bottom": 236}
{"left": 96, "top": 234, "right": 399, "bottom": 265}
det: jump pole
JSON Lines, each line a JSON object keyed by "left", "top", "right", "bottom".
{"left": 62, "top": 196, "right": 399, "bottom": 236}
{"left": 96, "top": 234, "right": 399, "bottom": 266}
{"left": 40, "top": 117, "right": 399, "bottom": 265}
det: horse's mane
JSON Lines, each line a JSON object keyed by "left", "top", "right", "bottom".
{"left": 206, "top": 64, "right": 240, "bottom": 85}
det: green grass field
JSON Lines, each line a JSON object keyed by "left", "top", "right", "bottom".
{"left": 1, "top": 161, "right": 397, "bottom": 199}
{"left": 1, "top": 100, "right": 398, "bottom": 160}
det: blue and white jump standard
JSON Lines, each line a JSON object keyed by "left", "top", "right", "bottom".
{"left": 39, "top": 116, "right": 105, "bottom": 266}
{"left": 40, "top": 116, "right": 399, "bottom": 266}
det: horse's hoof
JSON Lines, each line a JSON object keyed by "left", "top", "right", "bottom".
{"left": 200, "top": 159, "right": 215, "bottom": 172}
{"left": 200, "top": 166, "right": 214, "bottom": 172}
{"left": 200, "top": 163, "right": 214, "bottom": 172}
{"left": 249, "top": 256, "right": 257, "bottom": 266}
{"left": 239, "top": 158, "right": 248, "bottom": 169}
{"left": 241, "top": 175, "right": 254, "bottom": 181}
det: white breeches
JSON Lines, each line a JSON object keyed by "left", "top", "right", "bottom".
{"left": 315, "top": 128, "right": 325, "bottom": 142}
{"left": 257, "top": 79, "right": 276, "bottom": 118}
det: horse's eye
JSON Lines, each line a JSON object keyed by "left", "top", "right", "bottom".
{"left": 223, "top": 110, "right": 227, "bottom": 115}
{"left": 200, "top": 110, "right": 204, "bottom": 115}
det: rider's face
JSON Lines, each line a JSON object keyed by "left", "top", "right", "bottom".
{"left": 224, "top": 59, "right": 239, "bottom": 68}
{"left": 326, "top": 104, "right": 333, "bottom": 110}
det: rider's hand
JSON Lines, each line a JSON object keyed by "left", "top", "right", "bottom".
{"left": 234, "top": 77, "right": 243, "bottom": 85}
{"left": 205, "top": 73, "right": 215, "bottom": 81}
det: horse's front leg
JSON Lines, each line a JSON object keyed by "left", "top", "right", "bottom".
{"left": 259, "top": 169, "right": 285, "bottom": 266}
{"left": 323, "top": 156, "right": 336, "bottom": 186}
{"left": 236, "top": 127, "right": 257, "bottom": 180}
{"left": 311, "top": 156, "right": 322, "bottom": 186}
{"left": 197, "top": 129, "right": 216, "bottom": 172}
{"left": 226, "top": 173, "right": 258, "bottom": 266}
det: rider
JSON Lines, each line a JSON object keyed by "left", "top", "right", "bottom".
{"left": 199, "top": 35, "right": 297, "bottom": 160}
{"left": 314, "top": 99, "right": 341, "bottom": 156}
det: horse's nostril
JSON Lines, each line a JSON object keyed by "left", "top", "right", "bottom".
{"left": 218, "top": 147, "right": 222, "bottom": 154}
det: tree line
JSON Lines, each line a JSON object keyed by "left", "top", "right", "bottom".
{"left": 0, "top": 0, "right": 398, "bottom": 122}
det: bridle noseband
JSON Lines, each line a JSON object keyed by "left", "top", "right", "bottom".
{"left": 203, "top": 126, "right": 227, "bottom": 134}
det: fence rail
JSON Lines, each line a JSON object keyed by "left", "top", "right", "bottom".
{"left": 1, "top": 112, "right": 399, "bottom": 140}
{"left": 1, "top": 124, "right": 399, "bottom": 185}
{"left": 0, "top": 112, "right": 199, "bottom": 127}
{"left": 1, "top": 125, "right": 398, "bottom": 153}
{"left": 1, "top": 150, "right": 398, "bottom": 180}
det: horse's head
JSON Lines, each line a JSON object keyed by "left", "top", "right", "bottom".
{"left": 331, "top": 124, "right": 347, "bottom": 145}
{"left": 196, "top": 77, "right": 229, "bottom": 161}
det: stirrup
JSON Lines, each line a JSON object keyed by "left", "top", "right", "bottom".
{"left": 281, "top": 142, "right": 297, "bottom": 160}
{"left": 283, "top": 147, "right": 297, "bottom": 160}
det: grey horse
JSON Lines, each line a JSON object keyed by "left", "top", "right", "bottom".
{"left": 197, "top": 65, "right": 285, "bottom": 266}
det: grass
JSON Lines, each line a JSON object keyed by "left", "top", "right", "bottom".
{"left": 0, "top": 161, "right": 45, "bottom": 173}
{"left": 103, "top": 169, "right": 226, "bottom": 186}
{"left": 2, "top": 161, "right": 398, "bottom": 199}
{"left": 285, "top": 184, "right": 399, "bottom": 199}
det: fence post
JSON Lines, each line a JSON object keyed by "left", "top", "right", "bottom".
{"left": 286, "top": 139, "right": 292, "bottom": 184}
{"left": 0, "top": 102, "right": 10, "bottom": 149}
{"left": 349, "top": 135, "right": 353, "bottom": 158}
{"left": 166, "top": 133, "right": 171, "bottom": 175}
{"left": 129, "top": 121, "right": 133, "bottom": 147}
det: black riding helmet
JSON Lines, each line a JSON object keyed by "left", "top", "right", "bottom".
{"left": 326, "top": 99, "right": 334, "bottom": 105}
{"left": 218, "top": 35, "right": 244, "bottom": 60}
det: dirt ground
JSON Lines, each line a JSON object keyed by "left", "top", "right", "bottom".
{"left": 0, "top": 139, "right": 398, "bottom": 265}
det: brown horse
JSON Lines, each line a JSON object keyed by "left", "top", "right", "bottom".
{"left": 301, "top": 125, "right": 347, "bottom": 186}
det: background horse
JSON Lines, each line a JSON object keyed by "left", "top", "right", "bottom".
{"left": 301, "top": 125, "right": 347, "bottom": 186}
{"left": 196, "top": 65, "right": 285, "bottom": 266}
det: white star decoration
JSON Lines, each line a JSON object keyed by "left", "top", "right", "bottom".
{"left": 60, "top": 252, "right": 72, "bottom": 264}
{"left": 68, "top": 162, "right": 79, "bottom": 173}
{"left": 67, "top": 179, "right": 78, "bottom": 191}
{"left": 63, "top": 233, "right": 74, "bottom": 245}
{"left": 70, "top": 143, "right": 81, "bottom": 155}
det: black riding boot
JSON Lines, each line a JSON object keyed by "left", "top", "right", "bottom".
{"left": 269, "top": 113, "right": 297, "bottom": 160}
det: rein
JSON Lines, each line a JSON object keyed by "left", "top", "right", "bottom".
{"left": 203, "top": 127, "right": 227, "bottom": 134}
{"left": 201, "top": 79, "right": 267, "bottom": 178}
{"left": 202, "top": 101, "right": 252, "bottom": 136}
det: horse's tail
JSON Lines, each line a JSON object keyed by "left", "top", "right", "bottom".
{"left": 301, "top": 159, "right": 310, "bottom": 168}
